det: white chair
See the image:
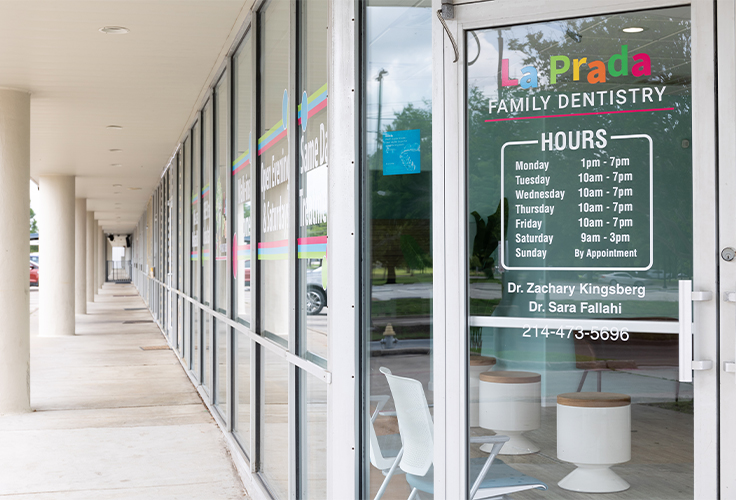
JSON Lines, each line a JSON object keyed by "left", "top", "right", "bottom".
{"left": 369, "top": 394, "right": 404, "bottom": 500}
{"left": 380, "top": 367, "right": 547, "bottom": 500}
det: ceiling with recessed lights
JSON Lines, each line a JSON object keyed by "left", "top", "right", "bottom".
{"left": 0, "top": 1, "right": 251, "bottom": 233}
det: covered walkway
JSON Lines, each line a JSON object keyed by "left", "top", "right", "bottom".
{"left": 0, "top": 284, "right": 247, "bottom": 499}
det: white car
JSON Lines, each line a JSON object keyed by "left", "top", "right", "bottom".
{"left": 598, "top": 272, "right": 648, "bottom": 286}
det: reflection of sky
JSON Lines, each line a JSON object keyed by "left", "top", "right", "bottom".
{"left": 366, "top": 6, "right": 432, "bottom": 155}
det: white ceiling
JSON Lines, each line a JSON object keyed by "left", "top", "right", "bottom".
{"left": 0, "top": 0, "right": 251, "bottom": 233}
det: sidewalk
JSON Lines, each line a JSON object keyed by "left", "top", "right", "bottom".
{"left": 0, "top": 284, "right": 247, "bottom": 499}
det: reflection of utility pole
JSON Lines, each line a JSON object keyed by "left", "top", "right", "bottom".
{"left": 376, "top": 68, "right": 388, "bottom": 149}
{"left": 497, "top": 32, "right": 503, "bottom": 95}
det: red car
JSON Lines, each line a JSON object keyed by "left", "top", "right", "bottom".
{"left": 30, "top": 261, "right": 38, "bottom": 286}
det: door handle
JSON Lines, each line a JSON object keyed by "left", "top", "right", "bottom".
{"left": 679, "top": 280, "right": 713, "bottom": 382}
{"left": 723, "top": 291, "right": 736, "bottom": 374}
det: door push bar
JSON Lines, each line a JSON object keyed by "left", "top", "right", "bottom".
{"left": 679, "top": 280, "right": 713, "bottom": 382}
{"left": 723, "top": 291, "right": 736, "bottom": 375}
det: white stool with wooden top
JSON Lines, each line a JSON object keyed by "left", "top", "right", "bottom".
{"left": 557, "top": 392, "right": 631, "bottom": 493}
{"left": 469, "top": 355, "right": 496, "bottom": 427}
{"left": 479, "top": 370, "right": 541, "bottom": 455}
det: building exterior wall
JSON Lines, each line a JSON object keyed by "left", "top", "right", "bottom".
{"left": 130, "top": 1, "right": 723, "bottom": 498}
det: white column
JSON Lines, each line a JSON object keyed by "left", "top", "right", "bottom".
{"left": 75, "top": 198, "right": 86, "bottom": 314}
{"left": 39, "top": 175, "right": 75, "bottom": 337}
{"left": 0, "top": 89, "right": 30, "bottom": 414}
{"left": 93, "top": 220, "right": 98, "bottom": 299}
{"left": 99, "top": 228, "right": 106, "bottom": 288}
{"left": 86, "top": 211, "right": 94, "bottom": 304}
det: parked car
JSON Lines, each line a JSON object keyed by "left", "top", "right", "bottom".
{"left": 30, "top": 253, "right": 39, "bottom": 264}
{"left": 30, "top": 261, "right": 39, "bottom": 286}
{"left": 306, "top": 266, "right": 327, "bottom": 315}
{"left": 598, "top": 271, "right": 648, "bottom": 286}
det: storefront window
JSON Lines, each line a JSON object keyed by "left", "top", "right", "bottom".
{"left": 178, "top": 150, "right": 184, "bottom": 355}
{"left": 232, "top": 31, "right": 253, "bottom": 455}
{"left": 258, "top": 0, "right": 290, "bottom": 349}
{"left": 466, "top": 7, "right": 692, "bottom": 498}
{"left": 192, "top": 119, "right": 202, "bottom": 380}
{"left": 363, "top": 2, "right": 433, "bottom": 499}
{"left": 214, "top": 75, "right": 228, "bottom": 416}
{"left": 184, "top": 136, "right": 192, "bottom": 366}
{"left": 298, "top": 0, "right": 329, "bottom": 366}
{"left": 259, "top": 0, "right": 291, "bottom": 496}
{"left": 203, "top": 99, "right": 213, "bottom": 393}
{"left": 297, "top": 2, "right": 328, "bottom": 497}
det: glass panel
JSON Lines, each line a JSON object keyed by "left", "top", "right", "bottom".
{"left": 261, "top": 348, "right": 289, "bottom": 498}
{"left": 298, "top": 0, "right": 329, "bottom": 364}
{"left": 193, "top": 308, "right": 201, "bottom": 379}
{"left": 204, "top": 314, "right": 212, "bottom": 393}
{"left": 363, "top": 2, "right": 433, "bottom": 499}
{"left": 192, "top": 120, "right": 202, "bottom": 379}
{"left": 215, "top": 76, "right": 229, "bottom": 313}
{"left": 300, "top": 370, "right": 327, "bottom": 498}
{"left": 235, "top": 328, "right": 251, "bottom": 456}
{"left": 184, "top": 136, "right": 192, "bottom": 365}
{"left": 258, "top": 0, "right": 290, "bottom": 348}
{"left": 192, "top": 121, "right": 202, "bottom": 302}
{"left": 233, "top": 33, "right": 253, "bottom": 328}
{"left": 178, "top": 150, "right": 184, "bottom": 355}
{"left": 466, "top": 7, "right": 692, "bottom": 498}
{"left": 213, "top": 76, "right": 229, "bottom": 417}
{"left": 203, "top": 100, "right": 213, "bottom": 306}
{"left": 215, "top": 318, "right": 227, "bottom": 417}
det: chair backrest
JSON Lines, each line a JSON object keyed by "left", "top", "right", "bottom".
{"left": 380, "top": 367, "right": 434, "bottom": 476}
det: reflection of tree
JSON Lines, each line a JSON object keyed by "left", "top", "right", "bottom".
{"left": 369, "top": 102, "right": 432, "bottom": 283}
{"left": 471, "top": 199, "right": 508, "bottom": 278}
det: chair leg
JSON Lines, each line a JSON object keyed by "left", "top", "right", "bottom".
{"left": 676, "top": 379, "right": 680, "bottom": 402}
{"left": 375, "top": 448, "right": 403, "bottom": 500}
{"left": 597, "top": 370, "right": 602, "bottom": 392}
{"left": 407, "top": 487, "right": 420, "bottom": 500}
{"left": 577, "top": 370, "right": 589, "bottom": 392}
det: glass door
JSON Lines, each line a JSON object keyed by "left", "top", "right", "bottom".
{"left": 439, "top": 2, "right": 718, "bottom": 498}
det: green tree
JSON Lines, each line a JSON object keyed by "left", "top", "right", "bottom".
{"left": 30, "top": 204, "right": 38, "bottom": 253}
{"left": 30, "top": 206, "right": 38, "bottom": 233}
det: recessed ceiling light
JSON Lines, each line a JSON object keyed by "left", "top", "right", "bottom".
{"left": 128, "top": 187, "right": 142, "bottom": 190}
{"left": 99, "top": 26, "right": 130, "bottom": 35}
{"left": 114, "top": 192, "right": 122, "bottom": 195}
{"left": 113, "top": 184, "right": 122, "bottom": 187}
{"left": 622, "top": 26, "right": 645, "bottom": 33}
{"left": 109, "top": 149, "right": 122, "bottom": 152}
{"left": 106, "top": 125, "right": 123, "bottom": 130}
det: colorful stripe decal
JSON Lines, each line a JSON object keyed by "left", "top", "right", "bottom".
{"left": 202, "top": 249, "right": 211, "bottom": 261}
{"left": 190, "top": 251, "right": 199, "bottom": 261}
{"left": 238, "top": 244, "right": 251, "bottom": 258}
{"left": 232, "top": 149, "right": 250, "bottom": 175}
{"left": 298, "top": 236, "right": 327, "bottom": 259}
{"left": 297, "top": 84, "right": 328, "bottom": 125}
{"left": 201, "top": 184, "right": 210, "bottom": 199}
{"left": 215, "top": 256, "right": 227, "bottom": 261}
{"left": 191, "top": 193, "right": 199, "bottom": 204}
{"left": 258, "top": 239, "right": 288, "bottom": 260}
{"left": 258, "top": 122, "right": 286, "bottom": 155}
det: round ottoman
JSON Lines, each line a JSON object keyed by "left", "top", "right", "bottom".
{"left": 479, "top": 370, "right": 541, "bottom": 455}
{"left": 469, "top": 355, "right": 496, "bottom": 427}
{"left": 557, "top": 392, "right": 631, "bottom": 493}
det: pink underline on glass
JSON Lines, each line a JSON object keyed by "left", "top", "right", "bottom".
{"left": 485, "top": 107, "right": 675, "bottom": 123}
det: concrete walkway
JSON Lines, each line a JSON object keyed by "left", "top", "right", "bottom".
{"left": 0, "top": 284, "right": 247, "bottom": 499}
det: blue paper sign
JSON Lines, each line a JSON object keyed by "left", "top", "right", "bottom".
{"left": 383, "top": 129, "right": 421, "bottom": 176}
